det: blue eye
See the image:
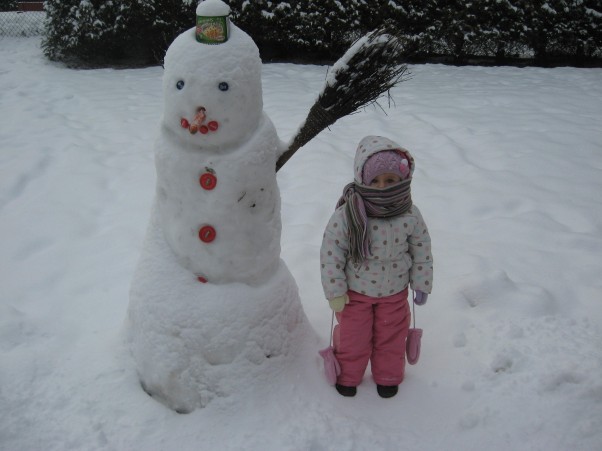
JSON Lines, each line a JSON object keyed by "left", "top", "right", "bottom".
{"left": 176, "top": 80, "right": 185, "bottom": 90}
{"left": 218, "top": 82, "right": 229, "bottom": 91}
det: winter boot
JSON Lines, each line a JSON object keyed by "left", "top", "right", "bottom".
{"left": 376, "top": 385, "right": 398, "bottom": 398}
{"left": 335, "top": 384, "right": 357, "bottom": 397}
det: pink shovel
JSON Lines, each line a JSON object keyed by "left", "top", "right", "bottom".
{"left": 319, "top": 312, "right": 341, "bottom": 385}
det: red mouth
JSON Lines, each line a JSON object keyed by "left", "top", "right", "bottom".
{"left": 180, "top": 107, "right": 219, "bottom": 135}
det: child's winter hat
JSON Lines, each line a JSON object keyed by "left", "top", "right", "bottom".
{"left": 362, "top": 150, "right": 410, "bottom": 185}
{"left": 354, "top": 136, "right": 414, "bottom": 186}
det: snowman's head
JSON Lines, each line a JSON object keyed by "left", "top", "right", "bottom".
{"left": 162, "top": 24, "right": 263, "bottom": 150}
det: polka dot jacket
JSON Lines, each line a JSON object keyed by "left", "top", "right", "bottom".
{"left": 320, "top": 204, "right": 433, "bottom": 300}
{"left": 320, "top": 136, "right": 433, "bottom": 300}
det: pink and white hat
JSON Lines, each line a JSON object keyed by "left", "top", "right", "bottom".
{"left": 354, "top": 136, "right": 415, "bottom": 186}
{"left": 362, "top": 150, "right": 410, "bottom": 185}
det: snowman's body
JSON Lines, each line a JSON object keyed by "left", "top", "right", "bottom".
{"left": 155, "top": 114, "right": 281, "bottom": 285}
{"left": 127, "top": 22, "right": 308, "bottom": 413}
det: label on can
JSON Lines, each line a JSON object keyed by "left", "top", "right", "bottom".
{"left": 196, "top": 16, "right": 229, "bottom": 44}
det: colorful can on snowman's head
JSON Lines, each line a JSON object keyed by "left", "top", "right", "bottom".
{"left": 196, "top": 0, "right": 231, "bottom": 44}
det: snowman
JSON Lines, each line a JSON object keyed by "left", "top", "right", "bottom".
{"left": 127, "top": 0, "right": 310, "bottom": 413}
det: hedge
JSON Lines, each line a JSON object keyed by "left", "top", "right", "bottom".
{"left": 42, "top": 0, "right": 602, "bottom": 68}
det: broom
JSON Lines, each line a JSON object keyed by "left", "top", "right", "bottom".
{"left": 275, "top": 25, "right": 412, "bottom": 172}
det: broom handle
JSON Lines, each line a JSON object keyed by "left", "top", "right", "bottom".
{"left": 276, "top": 140, "right": 301, "bottom": 172}
{"left": 276, "top": 102, "right": 338, "bottom": 172}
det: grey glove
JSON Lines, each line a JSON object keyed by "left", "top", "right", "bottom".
{"left": 414, "top": 291, "right": 428, "bottom": 306}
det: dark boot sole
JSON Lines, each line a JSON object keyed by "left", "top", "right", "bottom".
{"left": 376, "top": 385, "right": 398, "bottom": 398}
{"left": 335, "top": 384, "right": 357, "bottom": 397}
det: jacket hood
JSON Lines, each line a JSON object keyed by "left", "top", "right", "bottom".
{"left": 353, "top": 136, "right": 415, "bottom": 185}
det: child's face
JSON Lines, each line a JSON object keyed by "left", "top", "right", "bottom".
{"left": 370, "top": 173, "right": 402, "bottom": 189}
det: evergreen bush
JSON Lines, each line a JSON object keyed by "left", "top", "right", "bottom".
{"left": 42, "top": 0, "right": 196, "bottom": 67}
{"left": 515, "top": 0, "right": 601, "bottom": 64}
{"left": 43, "top": 0, "right": 134, "bottom": 66}
{"left": 41, "top": 0, "right": 601, "bottom": 68}
{"left": 132, "top": 0, "right": 196, "bottom": 64}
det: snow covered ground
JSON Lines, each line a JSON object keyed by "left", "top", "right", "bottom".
{"left": 1, "top": 37, "right": 602, "bottom": 451}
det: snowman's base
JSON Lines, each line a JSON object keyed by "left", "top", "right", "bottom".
{"left": 127, "top": 214, "right": 310, "bottom": 412}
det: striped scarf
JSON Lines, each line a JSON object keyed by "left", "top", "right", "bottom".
{"left": 336, "top": 179, "right": 412, "bottom": 264}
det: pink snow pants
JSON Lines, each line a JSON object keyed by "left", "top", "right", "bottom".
{"left": 333, "top": 288, "right": 411, "bottom": 387}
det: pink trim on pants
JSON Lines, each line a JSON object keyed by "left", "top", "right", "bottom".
{"left": 333, "top": 288, "right": 410, "bottom": 387}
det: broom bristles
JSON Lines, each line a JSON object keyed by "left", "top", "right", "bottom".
{"left": 276, "top": 26, "right": 411, "bottom": 171}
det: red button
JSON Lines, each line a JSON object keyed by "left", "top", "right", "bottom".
{"left": 196, "top": 275, "right": 208, "bottom": 283}
{"left": 199, "top": 173, "right": 217, "bottom": 190}
{"left": 199, "top": 225, "right": 216, "bottom": 243}
{"left": 208, "top": 121, "right": 219, "bottom": 131}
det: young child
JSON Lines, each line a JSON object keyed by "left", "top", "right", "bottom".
{"left": 320, "top": 135, "right": 433, "bottom": 398}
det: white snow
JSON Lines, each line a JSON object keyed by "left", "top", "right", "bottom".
{"left": 1, "top": 36, "right": 602, "bottom": 450}
{"left": 325, "top": 32, "right": 392, "bottom": 88}
{"left": 196, "top": 0, "right": 231, "bottom": 17}
{"left": 326, "top": 34, "right": 369, "bottom": 86}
